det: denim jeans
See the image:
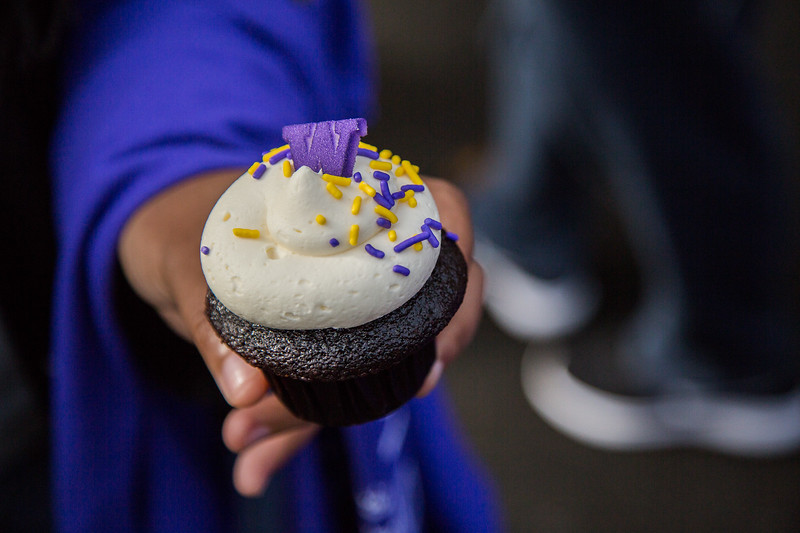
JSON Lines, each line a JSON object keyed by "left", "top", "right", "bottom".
{"left": 472, "top": 0, "right": 800, "bottom": 390}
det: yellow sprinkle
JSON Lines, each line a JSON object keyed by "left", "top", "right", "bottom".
{"left": 388, "top": 230, "right": 397, "bottom": 242}
{"left": 413, "top": 242, "right": 424, "bottom": 251}
{"left": 262, "top": 144, "right": 290, "bottom": 162}
{"left": 222, "top": 212, "right": 231, "bottom": 221}
{"left": 374, "top": 205, "right": 398, "bottom": 224}
{"left": 349, "top": 225, "right": 359, "bottom": 246}
{"left": 396, "top": 161, "right": 419, "bottom": 175}
{"left": 326, "top": 182, "right": 343, "bottom": 199}
{"left": 247, "top": 162, "right": 261, "bottom": 175}
{"left": 358, "top": 142, "right": 378, "bottom": 152}
{"left": 322, "top": 173, "right": 352, "bottom": 187}
{"left": 351, "top": 196, "right": 362, "bottom": 215}
{"left": 408, "top": 197, "right": 417, "bottom": 208}
{"left": 315, "top": 214, "right": 326, "bottom": 225}
{"left": 391, "top": 154, "right": 401, "bottom": 165}
{"left": 233, "top": 228, "right": 260, "bottom": 239}
{"left": 379, "top": 149, "right": 393, "bottom": 160}
{"left": 283, "top": 160, "right": 293, "bottom": 177}
{"left": 401, "top": 160, "right": 424, "bottom": 185}
{"left": 369, "top": 160, "right": 393, "bottom": 171}
{"left": 358, "top": 182, "right": 376, "bottom": 197}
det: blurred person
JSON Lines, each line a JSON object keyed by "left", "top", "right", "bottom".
{"left": 472, "top": 0, "right": 800, "bottom": 454}
{"left": 0, "top": 0, "right": 502, "bottom": 531}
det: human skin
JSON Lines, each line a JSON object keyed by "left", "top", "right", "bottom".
{"left": 118, "top": 170, "right": 483, "bottom": 496}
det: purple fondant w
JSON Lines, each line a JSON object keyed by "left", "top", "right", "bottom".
{"left": 282, "top": 118, "right": 368, "bottom": 177}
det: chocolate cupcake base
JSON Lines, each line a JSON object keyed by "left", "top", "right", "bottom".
{"left": 264, "top": 341, "right": 435, "bottom": 426}
{"left": 207, "top": 236, "right": 467, "bottom": 426}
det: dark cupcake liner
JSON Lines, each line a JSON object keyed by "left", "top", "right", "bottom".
{"left": 264, "top": 340, "right": 435, "bottom": 426}
{"left": 206, "top": 236, "right": 466, "bottom": 426}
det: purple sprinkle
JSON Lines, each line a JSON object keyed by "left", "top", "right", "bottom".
{"left": 445, "top": 231, "right": 459, "bottom": 241}
{"left": 353, "top": 171, "right": 362, "bottom": 183}
{"left": 401, "top": 184, "right": 425, "bottom": 193}
{"left": 357, "top": 148, "right": 379, "bottom": 160}
{"left": 393, "top": 233, "right": 428, "bottom": 253}
{"left": 365, "top": 244, "right": 385, "bottom": 259}
{"left": 268, "top": 148, "right": 291, "bottom": 165}
{"left": 393, "top": 265, "right": 411, "bottom": 276}
{"left": 252, "top": 163, "right": 267, "bottom": 179}
{"left": 376, "top": 217, "right": 392, "bottom": 229}
{"left": 391, "top": 191, "right": 407, "bottom": 200}
{"left": 421, "top": 224, "right": 440, "bottom": 248}
{"left": 329, "top": 238, "right": 340, "bottom": 247}
{"left": 200, "top": 246, "right": 210, "bottom": 255}
{"left": 373, "top": 193, "right": 393, "bottom": 209}
{"left": 379, "top": 181, "right": 395, "bottom": 207}
{"left": 423, "top": 218, "right": 442, "bottom": 230}
{"left": 372, "top": 171, "right": 390, "bottom": 181}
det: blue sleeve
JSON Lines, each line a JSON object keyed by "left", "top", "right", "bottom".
{"left": 53, "top": 0, "right": 374, "bottom": 239}
{"left": 49, "top": 1, "right": 373, "bottom": 531}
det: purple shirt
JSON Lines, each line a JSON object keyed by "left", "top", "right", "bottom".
{"left": 50, "top": 1, "right": 500, "bottom": 531}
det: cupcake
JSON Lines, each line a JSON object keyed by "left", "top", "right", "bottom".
{"left": 200, "top": 118, "right": 467, "bottom": 425}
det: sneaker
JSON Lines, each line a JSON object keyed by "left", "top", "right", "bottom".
{"left": 521, "top": 345, "right": 800, "bottom": 457}
{"left": 475, "top": 239, "right": 600, "bottom": 342}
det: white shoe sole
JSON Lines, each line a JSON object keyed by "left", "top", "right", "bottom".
{"left": 522, "top": 348, "right": 800, "bottom": 457}
{"left": 476, "top": 239, "right": 600, "bottom": 341}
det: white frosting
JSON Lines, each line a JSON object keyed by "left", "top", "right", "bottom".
{"left": 200, "top": 149, "right": 441, "bottom": 329}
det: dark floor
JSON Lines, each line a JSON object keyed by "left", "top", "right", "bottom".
{"left": 368, "top": 1, "right": 800, "bottom": 531}
{"left": 445, "top": 317, "right": 800, "bottom": 533}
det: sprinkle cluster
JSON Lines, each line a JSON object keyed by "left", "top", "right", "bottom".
{"left": 212, "top": 141, "right": 458, "bottom": 279}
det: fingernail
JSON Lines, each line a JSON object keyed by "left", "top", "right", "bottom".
{"left": 434, "top": 336, "right": 454, "bottom": 365}
{"left": 428, "top": 359, "right": 444, "bottom": 385}
{"left": 221, "top": 355, "right": 251, "bottom": 400}
{"left": 417, "top": 359, "right": 444, "bottom": 398}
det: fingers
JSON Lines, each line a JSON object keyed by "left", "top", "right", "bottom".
{"left": 415, "top": 177, "right": 484, "bottom": 396}
{"left": 222, "top": 393, "right": 312, "bottom": 453}
{"left": 232, "top": 424, "right": 319, "bottom": 497}
{"left": 416, "top": 359, "right": 445, "bottom": 399}
{"left": 435, "top": 260, "right": 484, "bottom": 366}
{"left": 188, "top": 309, "right": 268, "bottom": 407}
{"left": 117, "top": 171, "right": 321, "bottom": 497}
{"left": 223, "top": 395, "right": 319, "bottom": 497}
{"left": 418, "top": 260, "right": 485, "bottom": 397}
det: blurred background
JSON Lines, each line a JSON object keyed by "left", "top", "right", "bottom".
{"left": 366, "top": 0, "right": 800, "bottom": 531}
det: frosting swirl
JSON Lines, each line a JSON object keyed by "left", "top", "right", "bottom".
{"left": 200, "top": 144, "right": 442, "bottom": 329}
